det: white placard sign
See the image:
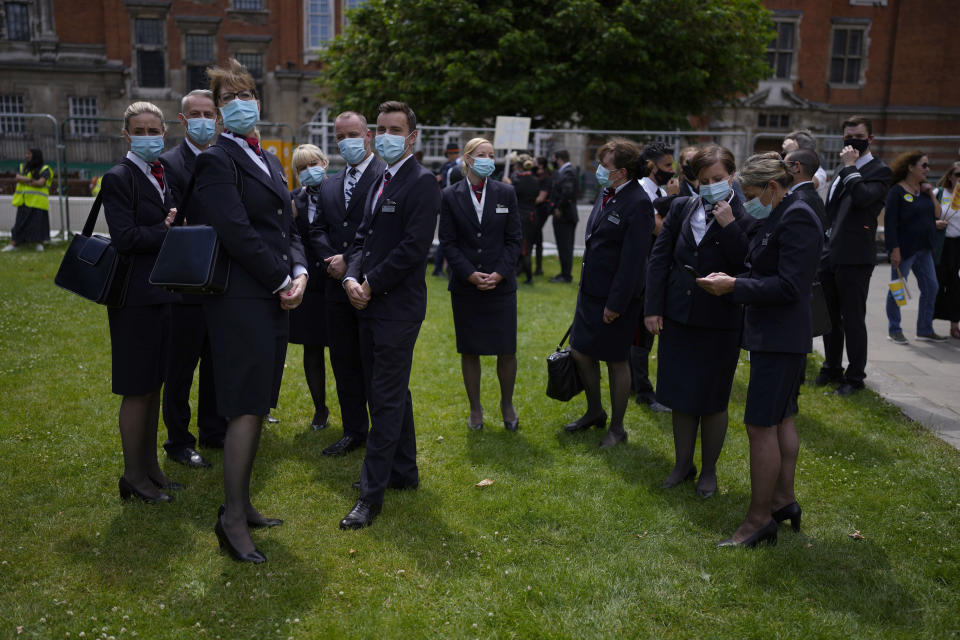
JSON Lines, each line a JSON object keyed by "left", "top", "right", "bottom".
{"left": 493, "top": 116, "right": 531, "bottom": 150}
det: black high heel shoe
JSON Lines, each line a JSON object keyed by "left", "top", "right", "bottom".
{"left": 214, "top": 515, "right": 266, "bottom": 564}
{"left": 772, "top": 501, "right": 802, "bottom": 532}
{"left": 218, "top": 504, "right": 283, "bottom": 529}
{"left": 119, "top": 477, "right": 173, "bottom": 504}
{"left": 563, "top": 411, "right": 608, "bottom": 433}
{"left": 716, "top": 519, "right": 778, "bottom": 549}
{"left": 660, "top": 465, "right": 697, "bottom": 489}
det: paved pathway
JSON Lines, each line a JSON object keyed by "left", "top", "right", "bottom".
{"left": 814, "top": 264, "right": 960, "bottom": 450}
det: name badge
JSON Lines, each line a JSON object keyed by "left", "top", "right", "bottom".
{"left": 496, "top": 205, "right": 509, "bottom": 214}
{"left": 761, "top": 232, "right": 772, "bottom": 246}
{"left": 607, "top": 214, "right": 621, "bottom": 225}
{"left": 382, "top": 199, "right": 397, "bottom": 213}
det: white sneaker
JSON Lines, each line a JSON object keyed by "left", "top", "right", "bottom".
{"left": 1, "top": 244, "right": 15, "bottom": 252}
{"left": 35, "top": 243, "right": 44, "bottom": 252}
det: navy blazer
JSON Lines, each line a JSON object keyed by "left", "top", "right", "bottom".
{"left": 791, "top": 182, "right": 827, "bottom": 230}
{"left": 101, "top": 158, "right": 178, "bottom": 307}
{"left": 309, "top": 154, "right": 387, "bottom": 303}
{"left": 192, "top": 137, "right": 306, "bottom": 299}
{"left": 438, "top": 178, "right": 522, "bottom": 296}
{"left": 579, "top": 179, "right": 653, "bottom": 313}
{"left": 645, "top": 194, "right": 758, "bottom": 330}
{"left": 729, "top": 197, "right": 824, "bottom": 354}
{"left": 291, "top": 186, "right": 327, "bottom": 293}
{"left": 549, "top": 164, "right": 578, "bottom": 223}
{"left": 823, "top": 157, "right": 891, "bottom": 267}
{"left": 158, "top": 140, "right": 197, "bottom": 208}
{"left": 345, "top": 156, "right": 441, "bottom": 322}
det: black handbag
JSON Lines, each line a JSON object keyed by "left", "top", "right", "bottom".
{"left": 54, "top": 172, "right": 135, "bottom": 307}
{"left": 546, "top": 325, "right": 583, "bottom": 401}
{"left": 811, "top": 281, "right": 831, "bottom": 337}
{"left": 149, "top": 156, "right": 240, "bottom": 294}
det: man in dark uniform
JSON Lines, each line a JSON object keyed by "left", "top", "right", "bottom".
{"left": 158, "top": 89, "right": 226, "bottom": 468}
{"left": 785, "top": 148, "right": 827, "bottom": 227}
{"left": 549, "top": 149, "right": 578, "bottom": 283}
{"left": 309, "top": 111, "right": 386, "bottom": 457}
{"left": 815, "top": 115, "right": 892, "bottom": 396}
{"left": 339, "top": 101, "right": 441, "bottom": 529}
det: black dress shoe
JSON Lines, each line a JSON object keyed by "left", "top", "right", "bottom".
{"left": 265, "top": 413, "right": 280, "bottom": 424}
{"left": 217, "top": 504, "right": 283, "bottom": 529}
{"left": 813, "top": 370, "right": 844, "bottom": 386}
{"left": 214, "top": 515, "right": 266, "bottom": 563}
{"left": 339, "top": 499, "right": 382, "bottom": 530}
{"left": 716, "top": 519, "right": 778, "bottom": 548}
{"left": 772, "top": 500, "right": 802, "bottom": 532}
{"left": 661, "top": 465, "right": 697, "bottom": 489}
{"left": 311, "top": 407, "right": 331, "bottom": 431}
{"left": 504, "top": 418, "right": 519, "bottom": 432}
{"left": 150, "top": 477, "right": 185, "bottom": 491}
{"left": 168, "top": 447, "right": 212, "bottom": 469}
{"left": 119, "top": 477, "right": 173, "bottom": 504}
{"left": 322, "top": 435, "right": 365, "bottom": 456}
{"left": 563, "top": 411, "right": 607, "bottom": 433}
{"left": 548, "top": 274, "right": 572, "bottom": 283}
{"left": 834, "top": 382, "right": 864, "bottom": 397}
{"left": 197, "top": 437, "right": 225, "bottom": 450}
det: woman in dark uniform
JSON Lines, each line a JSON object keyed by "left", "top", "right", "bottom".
{"left": 290, "top": 143, "right": 330, "bottom": 431}
{"left": 512, "top": 154, "right": 540, "bottom": 285}
{"left": 4, "top": 148, "right": 52, "bottom": 252}
{"left": 532, "top": 157, "right": 552, "bottom": 275}
{"left": 698, "top": 152, "right": 823, "bottom": 548}
{"left": 194, "top": 59, "right": 308, "bottom": 563}
{"left": 438, "top": 137, "right": 523, "bottom": 431}
{"left": 644, "top": 144, "right": 758, "bottom": 497}
{"left": 563, "top": 138, "right": 653, "bottom": 448}
{"left": 102, "top": 102, "right": 179, "bottom": 503}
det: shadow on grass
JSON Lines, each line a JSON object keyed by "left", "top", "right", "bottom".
{"left": 464, "top": 427, "right": 555, "bottom": 477}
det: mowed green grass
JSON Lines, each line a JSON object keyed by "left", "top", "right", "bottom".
{"left": 0, "top": 244, "right": 958, "bottom": 639}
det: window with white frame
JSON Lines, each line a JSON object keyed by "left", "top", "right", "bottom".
{"left": 135, "top": 17, "right": 166, "bottom": 87}
{"left": 306, "top": 0, "right": 332, "bottom": 49}
{"left": 767, "top": 19, "right": 797, "bottom": 80}
{"left": 5, "top": 2, "right": 30, "bottom": 41}
{"left": 0, "top": 94, "right": 25, "bottom": 134}
{"left": 343, "top": 0, "right": 365, "bottom": 26}
{"left": 829, "top": 23, "right": 868, "bottom": 86}
{"left": 69, "top": 97, "right": 100, "bottom": 136}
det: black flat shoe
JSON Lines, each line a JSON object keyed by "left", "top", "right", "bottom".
{"left": 265, "top": 413, "right": 280, "bottom": 424}
{"left": 217, "top": 504, "right": 283, "bottom": 529}
{"left": 598, "top": 428, "right": 627, "bottom": 449}
{"left": 214, "top": 515, "right": 266, "bottom": 564}
{"left": 695, "top": 475, "right": 716, "bottom": 499}
{"left": 311, "top": 408, "right": 330, "bottom": 431}
{"left": 322, "top": 435, "right": 365, "bottom": 456}
{"left": 661, "top": 465, "right": 697, "bottom": 489}
{"left": 563, "top": 411, "right": 607, "bottom": 433}
{"left": 150, "top": 477, "right": 185, "bottom": 491}
{"left": 504, "top": 418, "right": 519, "bottom": 432}
{"left": 119, "top": 477, "right": 173, "bottom": 504}
{"left": 772, "top": 501, "right": 802, "bottom": 532}
{"left": 467, "top": 420, "right": 484, "bottom": 431}
{"left": 339, "top": 499, "right": 382, "bottom": 530}
{"left": 716, "top": 519, "right": 778, "bottom": 549}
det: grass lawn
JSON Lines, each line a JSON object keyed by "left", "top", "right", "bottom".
{"left": 1, "top": 244, "right": 958, "bottom": 639}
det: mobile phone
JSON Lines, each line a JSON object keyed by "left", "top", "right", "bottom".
{"left": 683, "top": 264, "right": 701, "bottom": 279}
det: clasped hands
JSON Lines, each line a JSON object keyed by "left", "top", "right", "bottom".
{"left": 279, "top": 274, "right": 308, "bottom": 310}
{"left": 345, "top": 278, "right": 372, "bottom": 310}
{"left": 468, "top": 271, "right": 503, "bottom": 291}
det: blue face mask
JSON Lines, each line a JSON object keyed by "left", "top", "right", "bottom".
{"left": 699, "top": 179, "right": 731, "bottom": 204}
{"left": 744, "top": 187, "right": 772, "bottom": 219}
{"left": 130, "top": 135, "right": 164, "bottom": 162}
{"left": 339, "top": 137, "right": 368, "bottom": 165}
{"left": 220, "top": 99, "right": 259, "bottom": 135}
{"left": 186, "top": 117, "right": 217, "bottom": 145}
{"left": 299, "top": 165, "right": 326, "bottom": 187}
{"left": 595, "top": 165, "right": 611, "bottom": 188}
{"left": 375, "top": 132, "right": 409, "bottom": 165}
{"left": 471, "top": 156, "right": 495, "bottom": 178}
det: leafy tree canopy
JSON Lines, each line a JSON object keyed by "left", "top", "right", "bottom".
{"left": 318, "top": 0, "right": 774, "bottom": 129}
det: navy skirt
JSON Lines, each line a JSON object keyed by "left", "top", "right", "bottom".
{"left": 570, "top": 293, "right": 643, "bottom": 362}
{"left": 451, "top": 289, "right": 517, "bottom": 355}
{"left": 107, "top": 303, "right": 171, "bottom": 396}
{"left": 289, "top": 285, "right": 327, "bottom": 346}
{"left": 743, "top": 351, "right": 805, "bottom": 427}
{"left": 656, "top": 316, "right": 741, "bottom": 415}
{"left": 204, "top": 297, "right": 288, "bottom": 417}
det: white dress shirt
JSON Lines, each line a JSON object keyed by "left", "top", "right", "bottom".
{"left": 125, "top": 151, "right": 164, "bottom": 200}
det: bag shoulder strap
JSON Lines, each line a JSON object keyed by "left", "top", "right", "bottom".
{"left": 557, "top": 324, "right": 573, "bottom": 350}
{"left": 82, "top": 163, "right": 138, "bottom": 237}
{"left": 172, "top": 147, "right": 243, "bottom": 226}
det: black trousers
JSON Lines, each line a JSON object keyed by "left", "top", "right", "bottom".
{"left": 325, "top": 298, "right": 370, "bottom": 440}
{"left": 552, "top": 215, "right": 577, "bottom": 278}
{"left": 358, "top": 316, "right": 421, "bottom": 506}
{"left": 820, "top": 264, "right": 874, "bottom": 384}
{"left": 629, "top": 317, "right": 656, "bottom": 396}
{"left": 162, "top": 303, "right": 227, "bottom": 452}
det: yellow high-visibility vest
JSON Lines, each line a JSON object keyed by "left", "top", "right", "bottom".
{"left": 12, "top": 163, "right": 53, "bottom": 211}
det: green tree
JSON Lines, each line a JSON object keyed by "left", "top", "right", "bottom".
{"left": 318, "top": 0, "right": 774, "bottom": 129}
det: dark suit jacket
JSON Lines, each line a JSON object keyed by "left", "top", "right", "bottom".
{"left": 101, "top": 158, "right": 178, "bottom": 307}
{"left": 579, "top": 180, "right": 653, "bottom": 313}
{"left": 291, "top": 186, "right": 326, "bottom": 293}
{"left": 791, "top": 181, "right": 827, "bottom": 231}
{"left": 309, "top": 154, "right": 387, "bottom": 303}
{"left": 549, "top": 163, "right": 578, "bottom": 223}
{"left": 730, "top": 197, "right": 824, "bottom": 353}
{"left": 438, "top": 178, "right": 522, "bottom": 296}
{"left": 345, "top": 156, "right": 441, "bottom": 322}
{"left": 192, "top": 137, "right": 306, "bottom": 299}
{"left": 823, "top": 157, "right": 891, "bottom": 267}
{"left": 158, "top": 140, "right": 197, "bottom": 208}
{"left": 645, "top": 194, "right": 758, "bottom": 329}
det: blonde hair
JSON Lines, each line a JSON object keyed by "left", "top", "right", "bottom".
{"left": 738, "top": 152, "right": 792, "bottom": 189}
{"left": 938, "top": 161, "right": 960, "bottom": 191}
{"left": 292, "top": 144, "right": 328, "bottom": 171}
{"left": 463, "top": 137, "right": 493, "bottom": 178}
{"left": 122, "top": 101, "right": 165, "bottom": 133}
{"left": 206, "top": 58, "right": 257, "bottom": 106}
{"left": 517, "top": 153, "right": 535, "bottom": 171}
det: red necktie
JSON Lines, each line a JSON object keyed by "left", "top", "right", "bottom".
{"left": 150, "top": 161, "right": 165, "bottom": 190}
{"left": 602, "top": 187, "right": 615, "bottom": 208}
{"left": 244, "top": 136, "right": 262, "bottom": 156}
{"left": 376, "top": 171, "right": 392, "bottom": 202}
{"left": 472, "top": 180, "right": 485, "bottom": 203}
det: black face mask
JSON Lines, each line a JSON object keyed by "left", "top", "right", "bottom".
{"left": 843, "top": 137, "right": 870, "bottom": 154}
{"left": 681, "top": 164, "right": 696, "bottom": 182}
{"left": 655, "top": 168, "right": 675, "bottom": 185}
